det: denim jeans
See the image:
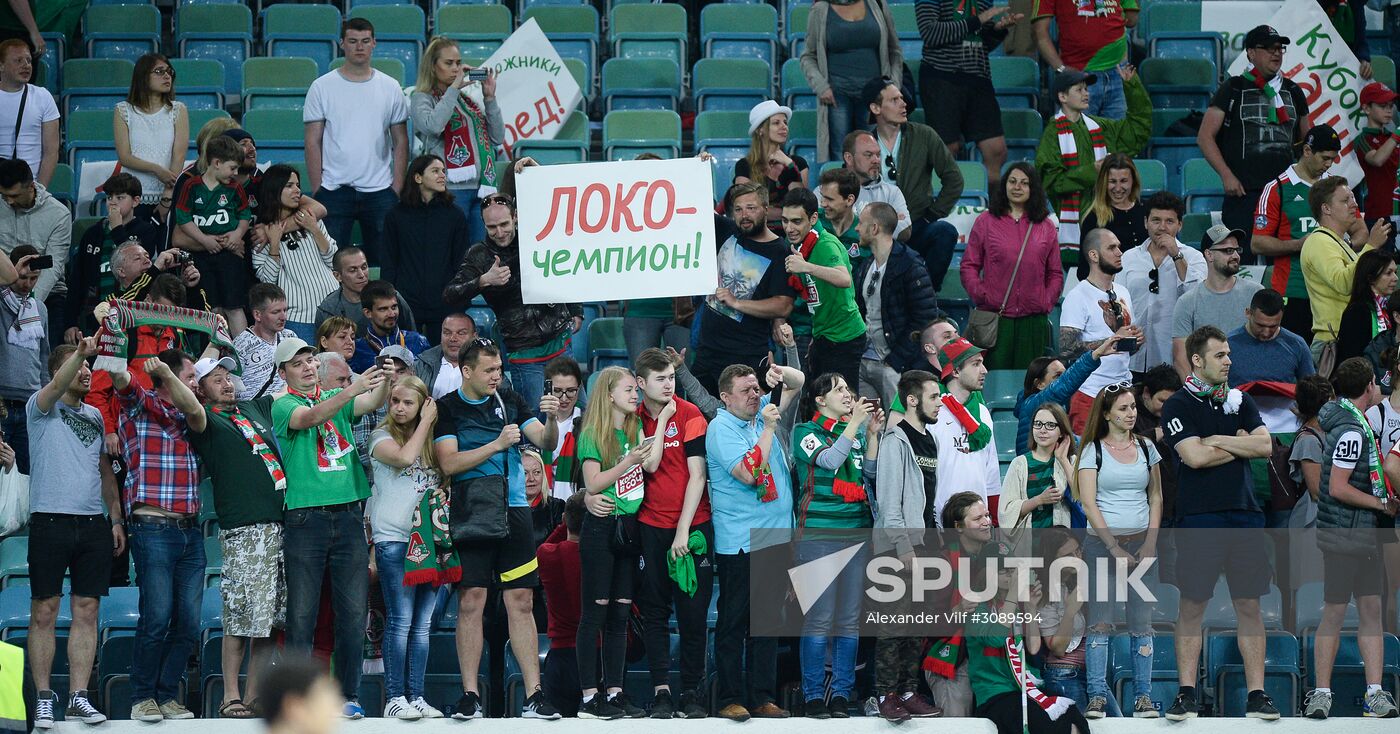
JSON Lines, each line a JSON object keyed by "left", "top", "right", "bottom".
{"left": 907, "top": 217, "right": 958, "bottom": 293}
{"left": 797, "top": 539, "right": 866, "bottom": 701}
{"left": 286, "top": 321, "right": 317, "bottom": 344}
{"left": 622, "top": 317, "right": 691, "bottom": 366}
{"left": 1087, "top": 70, "right": 1127, "bottom": 120}
{"left": 1084, "top": 534, "right": 1154, "bottom": 701}
{"left": 128, "top": 519, "right": 205, "bottom": 705}
{"left": 452, "top": 188, "right": 486, "bottom": 246}
{"left": 715, "top": 551, "right": 779, "bottom": 708}
{"left": 315, "top": 186, "right": 398, "bottom": 266}
{"left": 284, "top": 504, "right": 370, "bottom": 701}
{"left": 507, "top": 359, "right": 545, "bottom": 417}
{"left": 1042, "top": 665, "right": 1123, "bottom": 716}
{"left": 827, "top": 91, "right": 869, "bottom": 161}
{"left": 1, "top": 399, "right": 28, "bottom": 474}
{"left": 375, "top": 541, "right": 440, "bottom": 700}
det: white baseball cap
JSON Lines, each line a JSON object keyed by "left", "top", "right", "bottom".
{"left": 193, "top": 356, "right": 236, "bottom": 381}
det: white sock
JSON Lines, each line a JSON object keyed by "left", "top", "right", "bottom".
{"left": 1368, "top": 684, "right": 1383, "bottom": 695}
{"left": 583, "top": 693, "right": 596, "bottom": 704}
{"left": 1314, "top": 688, "right": 1331, "bottom": 694}
{"left": 878, "top": 695, "right": 888, "bottom": 704}
{"left": 901, "top": 692, "right": 915, "bottom": 701}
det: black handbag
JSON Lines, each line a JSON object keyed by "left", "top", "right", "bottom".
{"left": 449, "top": 475, "right": 509, "bottom": 545}
{"left": 610, "top": 513, "right": 643, "bottom": 556}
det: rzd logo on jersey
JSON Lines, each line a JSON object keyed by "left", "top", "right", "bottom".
{"left": 192, "top": 210, "right": 231, "bottom": 228}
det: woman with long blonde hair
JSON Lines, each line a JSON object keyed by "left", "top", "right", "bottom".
{"left": 734, "top": 101, "right": 810, "bottom": 224}
{"left": 369, "top": 375, "right": 451, "bottom": 720}
{"left": 410, "top": 36, "right": 504, "bottom": 244}
{"left": 1077, "top": 154, "right": 1146, "bottom": 280}
{"left": 574, "top": 366, "right": 660, "bottom": 718}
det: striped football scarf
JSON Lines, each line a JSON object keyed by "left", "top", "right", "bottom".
{"left": 1053, "top": 111, "right": 1106, "bottom": 248}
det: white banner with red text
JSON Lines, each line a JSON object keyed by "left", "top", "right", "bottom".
{"left": 482, "top": 19, "right": 584, "bottom": 155}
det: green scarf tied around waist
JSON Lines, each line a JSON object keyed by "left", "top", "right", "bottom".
{"left": 404, "top": 486, "right": 462, "bottom": 587}
{"left": 94, "top": 298, "right": 236, "bottom": 374}
{"left": 667, "top": 530, "right": 709, "bottom": 597}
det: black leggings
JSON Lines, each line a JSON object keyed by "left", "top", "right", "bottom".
{"left": 576, "top": 513, "right": 637, "bottom": 693}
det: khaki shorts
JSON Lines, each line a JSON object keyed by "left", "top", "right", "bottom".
{"left": 220, "top": 522, "right": 286, "bottom": 638}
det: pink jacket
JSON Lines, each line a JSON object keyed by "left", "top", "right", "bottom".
{"left": 960, "top": 212, "right": 1063, "bottom": 318}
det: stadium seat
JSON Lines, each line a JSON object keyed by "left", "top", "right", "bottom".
{"left": 603, "top": 110, "right": 681, "bottom": 160}
{"left": 243, "top": 109, "right": 307, "bottom": 161}
{"left": 1376, "top": 55, "right": 1397, "bottom": 90}
{"left": 1180, "top": 213, "right": 1212, "bottom": 248}
{"left": 83, "top": 4, "right": 160, "bottom": 63}
{"left": 1149, "top": 32, "right": 1224, "bottom": 72}
{"left": 1000, "top": 108, "right": 1043, "bottom": 164}
{"left": 512, "top": 110, "right": 590, "bottom": 164}
{"left": 888, "top": 5, "right": 921, "bottom": 62}
{"left": 788, "top": 109, "right": 819, "bottom": 164}
{"left": 1139, "top": 0, "right": 1201, "bottom": 38}
{"left": 610, "top": 3, "right": 687, "bottom": 69}
{"left": 1140, "top": 57, "right": 1217, "bottom": 110}
{"left": 167, "top": 59, "right": 224, "bottom": 110}
{"left": 61, "top": 59, "right": 135, "bottom": 115}
{"left": 186, "top": 110, "right": 233, "bottom": 158}
{"left": 601, "top": 58, "right": 681, "bottom": 112}
{"left": 1210, "top": 631, "right": 1300, "bottom": 717}
{"left": 991, "top": 56, "right": 1039, "bottom": 110}
{"left": 436, "top": 4, "right": 512, "bottom": 62}
{"left": 35, "top": 32, "right": 63, "bottom": 95}
{"left": 1182, "top": 159, "right": 1224, "bottom": 214}
{"left": 695, "top": 110, "right": 751, "bottom": 200}
{"left": 49, "top": 163, "right": 74, "bottom": 208}
{"left": 205, "top": 536, "right": 223, "bottom": 588}
{"left": 782, "top": 58, "right": 815, "bottom": 111}
{"left": 329, "top": 57, "right": 406, "bottom": 86}
{"left": 954, "top": 161, "right": 988, "bottom": 207}
{"left": 1137, "top": 159, "right": 1168, "bottom": 197}
{"left": 64, "top": 110, "right": 120, "bottom": 172}
{"left": 524, "top": 6, "right": 601, "bottom": 96}
{"left": 588, "top": 317, "right": 628, "bottom": 371}
{"left": 0, "top": 585, "right": 69, "bottom": 640}
{"left": 175, "top": 3, "right": 254, "bottom": 96}
{"left": 983, "top": 370, "right": 1022, "bottom": 410}
{"left": 242, "top": 57, "right": 319, "bottom": 111}
{"left": 0, "top": 536, "right": 26, "bottom": 590}
{"left": 263, "top": 4, "right": 343, "bottom": 74}
{"left": 1304, "top": 632, "right": 1400, "bottom": 717}
{"left": 1152, "top": 107, "right": 1196, "bottom": 138}
{"left": 701, "top": 4, "right": 778, "bottom": 69}
{"left": 98, "top": 587, "right": 140, "bottom": 642}
{"left": 939, "top": 272, "right": 971, "bottom": 329}
{"left": 96, "top": 632, "right": 136, "bottom": 715}
{"left": 693, "top": 58, "right": 771, "bottom": 113}
{"left": 992, "top": 410, "right": 1017, "bottom": 462}
{"left": 348, "top": 6, "right": 426, "bottom": 79}
{"left": 787, "top": 4, "right": 810, "bottom": 56}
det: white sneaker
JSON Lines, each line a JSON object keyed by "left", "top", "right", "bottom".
{"left": 385, "top": 696, "right": 423, "bottom": 720}
{"left": 410, "top": 696, "right": 444, "bottom": 719}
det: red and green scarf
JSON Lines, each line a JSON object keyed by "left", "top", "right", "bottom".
{"left": 798, "top": 413, "right": 866, "bottom": 502}
{"left": 1184, "top": 373, "right": 1228, "bottom": 405}
{"left": 1374, "top": 294, "right": 1393, "bottom": 338}
{"left": 95, "top": 298, "right": 235, "bottom": 374}
{"left": 941, "top": 391, "right": 991, "bottom": 452}
{"left": 1053, "top": 111, "right": 1106, "bottom": 249}
{"left": 404, "top": 484, "right": 462, "bottom": 587}
{"left": 441, "top": 88, "right": 498, "bottom": 194}
{"left": 1003, "top": 626, "right": 1074, "bottom": 720}
{"left": 1243, "top": 66, "right": 1290, "bottom": 124}
{"left": 286, "top": 385, "right": 354, "bottom": 472}
{"left": 740, "top": 443, "right": 778, "bottom": 502}
{"left": 924, "top": 543, "right": 964, "bottom": 678}
{"left": 211, "top": 405, "right": 285, "bottom": 492}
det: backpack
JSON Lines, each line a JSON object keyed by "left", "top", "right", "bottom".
{"left": 1267, "top": 427, "right": 1320, "bottom": 511}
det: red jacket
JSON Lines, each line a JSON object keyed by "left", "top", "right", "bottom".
{"left": 86, "top": 324, "right": 179, "bottom": 435}
{"left": 537, "top": 523, "right": 581, "bottom": 649}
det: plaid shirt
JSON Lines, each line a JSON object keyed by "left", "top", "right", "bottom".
{"left": 116, "top": 382, "right": 200, "bottom": 515}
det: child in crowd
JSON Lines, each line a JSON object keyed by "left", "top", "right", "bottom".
{"left": 173, "top": 134, "right": 252, "bottom": 335}
{"left": 1356, "top": 82, "right": 1400, "bottom": 244}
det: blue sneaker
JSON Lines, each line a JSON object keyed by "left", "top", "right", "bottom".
{"left": 343, "top": 700, "right": 365, "bottom": 720}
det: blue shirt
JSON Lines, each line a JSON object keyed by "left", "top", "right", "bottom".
{"left": 433, "top": 387, "right": 541, "bottom": 508}
{"left": 1225, "top": 325, "right": 1315, "bottom": 386}
{"left": 351, "top": 327, "right": 431, "bottom": 373}
{"left": 705, "top": 396, "right": 794, "bottom": 554}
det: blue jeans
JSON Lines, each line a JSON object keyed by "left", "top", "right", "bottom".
{"left": 1042, "top": 665, "right": 1123, "bottom": 716}
{"left": 128, "top": 519, "right": 205, "bottom": 705}
{"left": 453, "top": 189, "right": 486, "bottom": 246}
{"left": 507, "top": 359, "right": 545, "bottom": 416}
{"left": 1084, "top": 534, "right": 1154, "bottom": 701}
{"left": 827, "top": 91, "right": 869, "bottom": 161}
{"left": 908, "top": 217, "right": 958, "bottom": 293}
{"left": 315, "top": 186, "right": 398, "bottom": 266}
{"left": 797, "top": 539, "right": 866, "bottom": 701}
{"left": 286, "top": 321, "right": 317, "bottom": 344}
{"left": 622, "top": 316, "right": 691, "bottom": 366}
{"left": 1, "top": 399, "right": 28, "bottom": 474}
{"left": 284, "top": 504, "right": 370, "bottom": 701}
{"left": 375, "top": 541, "right": 440, "bottom": 700}
{"left": 1087, "top": 70, "right": 1126, "bottom": 120}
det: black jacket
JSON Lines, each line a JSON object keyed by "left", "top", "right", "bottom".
{"left": 442, "top": 238, "right": 581, "bottom": 352}
{"left": 853, "top": 242, "right": 941, "bottom": 373}
{"left": 68, "top": 216, "right": 168, "bottom": 331}
{"left": 381, "top": 200, "right": 471, "bottom": 324}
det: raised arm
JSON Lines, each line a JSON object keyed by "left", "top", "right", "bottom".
{"left": 351, "top": 368, "right": 390, "bottom": 417}
{"left": 145, "top": 358, "right": 206, "bottom": 433}
{"left": 37, "top": 336, "right": 96, "bottom": 414}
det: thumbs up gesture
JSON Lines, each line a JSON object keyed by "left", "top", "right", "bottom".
{"left": 481, "top": 255, "right": 512, "bottom": 288}
{"left": 784, "top": 243, "right": 811, "bottom": 275}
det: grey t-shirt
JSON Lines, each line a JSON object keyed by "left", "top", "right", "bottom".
{"left": 25, "top": 392, "right": 105, "bottom": 515}
{"left": 1172, "top": 279, "right": 1264, "bottom": 339}
{"left": 1079, "top": 439, "right": 1160, "bottom": 531}
{"left": 1288, "top": 428, "right": 1323, "bottom": 528}
{"left": 368, "top": 428, "right": 441, "bottom": 543}
{"left": 825, "top": 6, "right": 882, "bottom": 95}
{"left": 864, "top": 264, "right": 889, "bottom": 359}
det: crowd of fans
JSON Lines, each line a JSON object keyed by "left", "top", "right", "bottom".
{"left": 0, "top": 1, "right": 1399, "bottom": 731}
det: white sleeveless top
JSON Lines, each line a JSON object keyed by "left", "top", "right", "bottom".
{"left": 116, "top": 100, "right": 185, "bottom": 201}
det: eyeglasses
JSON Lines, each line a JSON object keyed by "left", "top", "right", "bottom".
{"left": 150, "top": 67, "right": 174, "bottom": 78}
{"left": 551, "top": 387, "right": 580, "bottom": 398}
{"left": 1031, "top": 420, "right": 1060, "bottom": 431}
{"left": 1148, "top": 267, "right": 1160, "bottom": 294}
{"left": 1210, "top": 246, "right": 1243, "bottom": 256}
{"left": 884, "top": 154, "right": 898, "bottom": 180}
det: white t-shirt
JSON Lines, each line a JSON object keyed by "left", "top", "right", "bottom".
{"left": 1366, "top": 400, "right": 1400, "bottom": 458}
{"left": 303, "top": 69, "right": 409, "bottom": 192}
{"left": 432, "top": 357, "right": 462, "bottom": 399}
{"left": 0, "top": 84, "right": 57, "bottom": 177}
{"left": 1119, "top": 243, "right": 1205, "bottom": 372}
{"left": 930, "top": 397, "right": 1001, "bottom": 527}
{"left": 1059, "top": 279, "right": 1134, "bottom": 397}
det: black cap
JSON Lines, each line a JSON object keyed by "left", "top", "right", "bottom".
{"left": 222, "top": 128, "right": 256, "bottom": 146}
{"left": 1302, "top": 123, "right": 1342, "bottom": 152}
{"left": 1053, "top": 67, "right": 1097, "bottom": 96}
{"left": 1244, "top": 24, "right": 1290, "bottom": 48}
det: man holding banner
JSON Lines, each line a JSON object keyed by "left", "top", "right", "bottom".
{"left": 1199, "top": 25, "right": 1311, "bottom": 263}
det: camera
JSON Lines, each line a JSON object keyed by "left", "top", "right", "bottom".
{"left": 467, "top": 68, "right": 490, "bottom": 82}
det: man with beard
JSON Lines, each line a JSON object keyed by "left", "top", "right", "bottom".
{"left": 442, "top": 195, "right": 581, "bottom": 411}
{"left": 348, "top": 280, "right": 429, "bottom": 374}
{"left": 1172, "top": 226, "right": 1262, "bottom": 377}
{"left": 1118, "top": 191, "right": 1204, "bottom": 376}
{"left": 1058, "top": 228, "right": 1143, "bottom": 433}
{"left": 689, "top": 183, "right": 795, "bottom": 395}
{"left": 315, "top": 246, "right": 416, "bottom": 336}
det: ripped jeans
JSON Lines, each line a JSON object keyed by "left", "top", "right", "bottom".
{"left": 1084, "top": 534, "right": 1155, "bottom": 702}
{"left": 1041, "top": 664, "right": 1122, "bottom": 716}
